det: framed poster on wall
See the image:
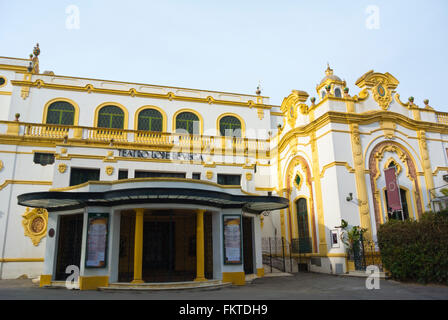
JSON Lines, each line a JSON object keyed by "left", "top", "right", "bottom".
{"left": 330, "top": 229, "right": 340, "bottom": 248}
{"left": 85, "top": 213, "right": 109, "bottom": 268}
{"left": 223, "top": 215, "right": 242, "bottom": 265}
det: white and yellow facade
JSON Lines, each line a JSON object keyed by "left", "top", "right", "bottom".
{"left": 0, "top": 48, "right": 447, "bottom": 288}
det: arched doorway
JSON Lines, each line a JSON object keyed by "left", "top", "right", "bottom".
{"left": 284, "top": 155, "right": 317, "bottom": 252}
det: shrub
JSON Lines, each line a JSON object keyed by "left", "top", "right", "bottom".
{"left": 377, "top": 212, "right": 448, "bottom": 284}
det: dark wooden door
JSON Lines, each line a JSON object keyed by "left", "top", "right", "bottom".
{"left": 55, "top": 214, "right": 83, "bottom": 281}
{"left": 243, "top": 217, "right": 254, "bottom": 274}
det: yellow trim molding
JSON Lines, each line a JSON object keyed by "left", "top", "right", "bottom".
{"left": 0, "top": 258, "right": 44, "bottom": 262}
{"left": 320, "top": 161, "right": 355, "bottom": 178}
{"left": 11, "top": 78, "right": 272, "bottom": 110}
{"left": 0, "top": 180, "right": 53, "bottom": 191}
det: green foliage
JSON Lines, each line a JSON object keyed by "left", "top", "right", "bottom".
{"left": 377, "top": 212, "right": 448, "bottom": 284}
{"left": 339, "top": 219, "right": 367, "bottom": 253}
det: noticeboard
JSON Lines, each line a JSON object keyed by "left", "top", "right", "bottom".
{"left": 85, "top": 213, "right": 109, "bottom": 268}
{"left": 223, "top": 215, "right": 242, "bottom": 265}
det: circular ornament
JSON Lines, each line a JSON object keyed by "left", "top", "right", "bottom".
{"left": 31, "top": 216, "right": 45, "bottom": 233}
{"left": 22, "top": 208, "right": 48, "bottom": 246}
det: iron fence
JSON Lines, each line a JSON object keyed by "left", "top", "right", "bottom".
{"left": 348, "top": 234, "right": 383, "bottom": 271}
{"left": 261, "top": 237, "right": 312, "bottom": 273}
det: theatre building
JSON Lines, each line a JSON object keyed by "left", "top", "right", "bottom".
{"left": 0, "top": 45, "right": 447, "bottom": 289}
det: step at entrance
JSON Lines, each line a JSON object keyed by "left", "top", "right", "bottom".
{"left": 99, "top": 280, "right": 231, "bottom": 291}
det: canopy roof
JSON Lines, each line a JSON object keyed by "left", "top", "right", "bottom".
{"left": 17, "top": 178, "right": 289, "bottom": 214}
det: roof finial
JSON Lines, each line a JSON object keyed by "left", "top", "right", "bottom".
{"left": 256, "top": 81, "right": 261, "bottom": 95}
{"left": 28, "top": 42, "right": 40, "bottom": 74}
{"left": 325, "top": 63, "right": 333, "bottom": 76}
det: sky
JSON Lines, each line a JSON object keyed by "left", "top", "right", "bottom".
{"left": 1, "top": 0, "right": 447, "bottom": 111}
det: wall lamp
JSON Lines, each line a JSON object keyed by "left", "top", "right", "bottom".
{"left": 346, "top": 193, "right": 353, "bottom": 202}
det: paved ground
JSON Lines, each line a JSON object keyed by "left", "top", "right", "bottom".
{"left": 0, "top": 272, "right": 447, "bottom": 300}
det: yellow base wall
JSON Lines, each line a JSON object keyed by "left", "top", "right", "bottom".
{"left": 256, "top": 268, "right": 265, "bottom": 277}
{"left": 222, "top": 272, "right": 245, "bottom": 286}
{"left": 79, "top": 276, "right": 109, "bottom": 290}
{"left": 39, "top": 274, "right": 52, "bottom": 287}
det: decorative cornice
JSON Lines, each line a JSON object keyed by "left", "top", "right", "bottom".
{"left": 10, "top": 79, "right": 273, "bottom": 109}
{"left": 320, "top": 161, "right": 355, "bottom": 178}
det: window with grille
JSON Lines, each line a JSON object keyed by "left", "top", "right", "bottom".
{"left": 175, "top": 112, "right": 199, "bottom": 134}
{"left": 118, "top": 169, "right": 129, "bottom": 180}
{"left": 137, "top": 109, "right": 163, "bottom": 132}
{"left": 46, "top": 101, "right": 75, "bottom": 125}
{"left": 219, "top": 116, "right": 242, "bottom": 137}
{"left": 217, "top": 174, "right": 241, "bottom": 186}
{"left": 97, "top": 105, "right": 124, "bottom": 129}
{"left": 69, "top": 168, "right": 100, "bottom": 186}
{"left": 134, "top": 171, "right": 186, "bottom": 178}
{"left": 33, "top": 153, "right": 55, "bottom": 166}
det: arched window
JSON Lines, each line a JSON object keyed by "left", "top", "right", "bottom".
{"left": 296, "top": 198, "right": 312, "bottom": 253}
{"left": 175, "top": 112, "right": 199, "bottom": 134}
{"left": 137, "top": 108, "right": 163, "bottom": 132}
{"left": 321, "top": 91, "right": 326, "bottom": 99}
{"left": 334, "top": 88, "right": 342, "bottom": 98}
{"left": 97, "top": 105, "right": 124, "bottom": 129}
{"left": 46, "top": 101, "right": 75, "bottom": 125}
{"left": 219, "top": 116, "right": 242, "bottom": 137}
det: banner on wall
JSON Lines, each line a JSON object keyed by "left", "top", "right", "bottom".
{"left": 385, "top": 167, "right": 402, "bottom": 211}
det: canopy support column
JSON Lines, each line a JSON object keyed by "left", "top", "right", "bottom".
{"left": 131, "top": 208, "right": 144, "bottom": 284}
{"left": 194, "top": 209, "right": 207, "bottom": 282}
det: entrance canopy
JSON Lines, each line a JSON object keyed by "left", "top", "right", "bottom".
{"left": 17, "top": 178, "right": 289, "bottom": 213}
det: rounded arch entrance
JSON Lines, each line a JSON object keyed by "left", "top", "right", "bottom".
{"left": 284, "top": 155, "right": 318, "bottom": 252}
{"left": 368, "top": 140, "right": 424, "bottom": 227}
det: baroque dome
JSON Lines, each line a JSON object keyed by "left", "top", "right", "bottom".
{"left": 320, "top": 64, "right": 342, "bottom": 84}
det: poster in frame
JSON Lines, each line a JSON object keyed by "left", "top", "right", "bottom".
{"left": 223, "top": 215, "right": 242, "bottom": 265}
{"left": 330, "top": 229, "right": 340, "bottom": 248}
{"left": 85, "top": 212, "right": 109, "bottom": 268}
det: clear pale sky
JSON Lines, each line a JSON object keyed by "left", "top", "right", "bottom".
{"left": 1, "top": 0, "right": 447, "bottom": 111}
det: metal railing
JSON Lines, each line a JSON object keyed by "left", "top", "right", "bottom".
{"left": 261, "top": 237, "right": 313, "bottom": 273}
{"left": 347, "top": 235, "right": 383, "bottom": 271}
